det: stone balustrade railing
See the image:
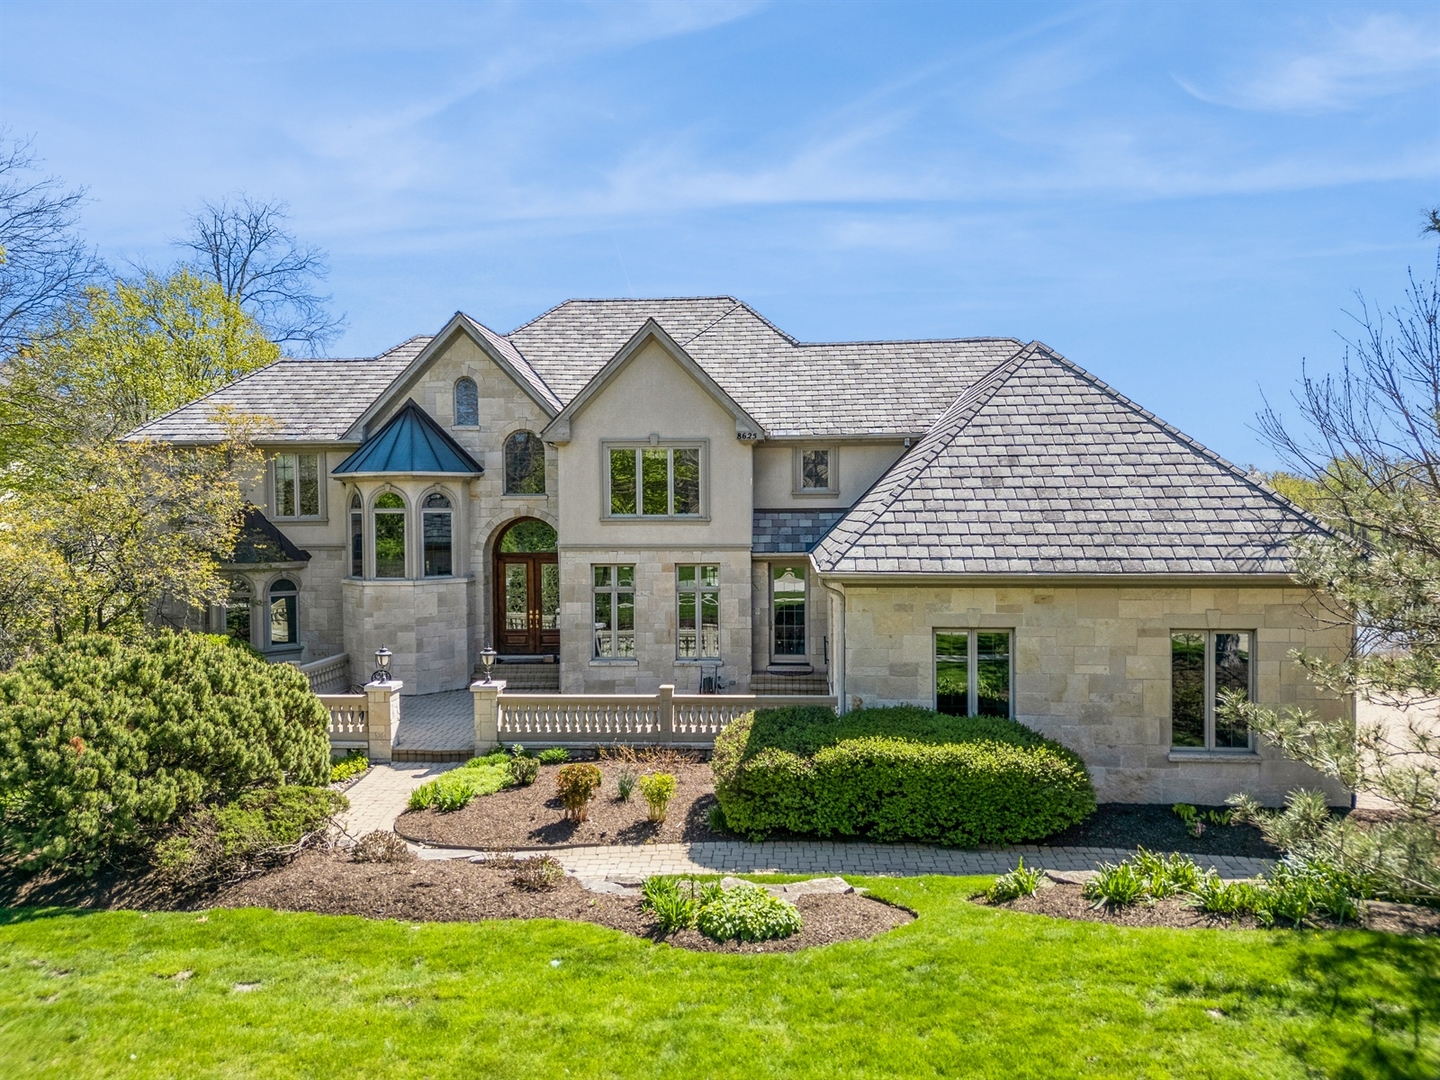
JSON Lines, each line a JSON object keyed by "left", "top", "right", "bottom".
{"left": 320, "top": 680, "right": 402, "bottom": 763}
{"left": 471, "top": 680, "right": 835, "bottom": 751}
{"left": 299, "top": 653, "right": 351, "bottom": 693}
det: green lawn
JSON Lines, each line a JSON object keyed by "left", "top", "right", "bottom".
{"left": 1, "top": 875, "right": 1436, "bottom": 1079}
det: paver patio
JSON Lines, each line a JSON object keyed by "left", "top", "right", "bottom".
{"left": 391, "top": 690, "right": 473, "bottom": 756}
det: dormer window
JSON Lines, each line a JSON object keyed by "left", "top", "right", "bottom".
{"left": 606, "top": 443, "right": 702, "bottom": 518}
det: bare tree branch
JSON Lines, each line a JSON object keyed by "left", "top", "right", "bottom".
{"left": 0, "top": 133, "right": 104, "bottom": 356}
{"left": 175, "top": 195, "right": 345, "bottom": 355}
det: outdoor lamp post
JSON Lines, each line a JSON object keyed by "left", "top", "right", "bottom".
{"left": 479, "top": 645, "right": 498, "bottom": 684}
{"left": 372, "top": 646, "right": 392, "bottom": 684}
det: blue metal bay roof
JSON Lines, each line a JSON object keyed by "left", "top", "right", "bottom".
{"left": 333, "top": 399, "right": 484, "bottom": 475}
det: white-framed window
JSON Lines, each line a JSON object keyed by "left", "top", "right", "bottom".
{"left": 771, "top": 565, "right": 807, "bottom": 659}
{"left": 373, "top": 491, "right": 406, "bottom": 578}
{"left": 268, "top": 578, "right": 299, "bottom": 648}
{"left": 422, "top": 492, "right": 453, "bottom": 577}
{"left": 1171, "top": 631, "right": 1254, "bottom": 751}
{"left": 274, "top": 453, "right": 321, "bottom": 518}
{"left": 677, "top": 565, "right": 719, "bottom": 659}
{"left": 593, "top": 564, "right": 635, "bottom": 658}
{"left": 606, "top": 444, "right": 702, "bottom": 517}
{"left": 795, "top": 446, "right": 838, "bottom": 494}
{"left": 935, "top": 630, "right": 1012, "bottom": 717}
{"left": 454, "top": 377, "right": 479, "bottom": 426}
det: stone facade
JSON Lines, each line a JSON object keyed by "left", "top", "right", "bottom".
{"left": 834, "top": 581, "right": 1352, "bottom": 805}
{"left": 342, "top": 577, "right": 473, "bottom": 694}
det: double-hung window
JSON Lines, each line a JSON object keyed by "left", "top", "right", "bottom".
{"left": 593, "top": 565, "right": 635, "bottom": 658}
{"left": 677, "top": 565, "right": 719, "bottom": 659}
{"left": 274, "top": 453, "right": 321, "bottom": 518}
{"left": 608, "top": 445, "right": 702, "bottom": 517}
{"left": 1171, "top": 631, "right": 1253, "bottom": 751}
{"left": 935, "top": 630, "right": 1012, "bottom": 717}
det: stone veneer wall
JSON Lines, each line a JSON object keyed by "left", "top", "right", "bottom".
{"left": 342, "top": 577, "right": 474, "bottom": 695}
{"left": 558, "top": 548, "right": 752, "bottom": 694}
{"left": 837, "top": 582, "right": 1352, "bottom": 805}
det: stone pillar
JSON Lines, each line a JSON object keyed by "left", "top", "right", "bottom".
{"left": 472, "top": 678, "right": 507, "bottom": 754}
{"left": 365, "top": 679, "right": 402, "bottom": 764}
{"left": 658, "top": 683, "right": 675, "bottom": 737}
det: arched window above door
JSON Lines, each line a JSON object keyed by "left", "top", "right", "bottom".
{"left": 504, "top": 430, "right": 545, "bottom": 495}
{"left": 497, "top": 517, "right": 556, "bottom": 552}
{"left": 454, "top": 378, "right": 479, "bottom": 426}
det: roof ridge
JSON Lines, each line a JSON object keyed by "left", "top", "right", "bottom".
{"left": 1031, "top": 344, "right": 1329, "bottom": 532}
{"left": 506, "top": 296, "right": 742, "bottom": 336}
{"left": 792, "top": 335, "right": 1025, "bottom": 349}
{"left": 815, "top": 343, "right": 1034, "bottom": 569}
{"left": 680, "top": 301, "right": 745, "bottom": 347}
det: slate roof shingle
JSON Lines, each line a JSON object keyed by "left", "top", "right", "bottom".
{"left": 811, "top": 344, "right": 1325, "bottom": 576}
{"left": 226, "top": 505, "right": 311, "bottom": 565}
{"left": 752, "top": 509, "right": 851, "bottom": 554}
{"left": 333, "top": 399, "right": 483, "bottom": 475}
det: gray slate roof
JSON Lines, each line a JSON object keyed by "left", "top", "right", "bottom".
{"left": 811, "top": 344, "right": 1324, "bottom": 576}
{"left": 129, "top": 337, "right": 431, "bottom": 443}
{"left": 753, "top": 509, "right": 851, "bottom": 554}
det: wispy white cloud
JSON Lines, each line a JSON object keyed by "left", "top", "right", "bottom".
{"left": 1177, "top": 13, "right": 1440, "bottom": 113}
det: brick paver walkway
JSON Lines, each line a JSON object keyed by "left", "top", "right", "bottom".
{"left": 392, "top": 690, "right": 474, "bottom": 755}
{"left": 412, "top": 839, "right": 1272, "bottom": 880}
{"left": 337, "top": 762, "right": 456, "bottom": 840}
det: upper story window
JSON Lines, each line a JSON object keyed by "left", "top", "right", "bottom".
{"left": 1171, "top": 631, "right": 1253, "bottom": 751}
{"left": 274, "top": 453, "right": 321, "bottom": 518}
{"left": 422, "top": 492, "right": 453, "bottom": 577}
{"left": 677, "top": 564, "right": 719, "bottom": 660}
{"left": 268, "top": 578, "right": 299, "bottom": 647}
{"left": 608, "top": 444, "right": 701, "bottom": 517}
{"left": 505, "top": 431, "right": 546, "bottom": 495}
{"left": 374, "top": 492, "right": 406, "bottom": 578}
{"left": 797, "top": 447, "right": 837, "bottom": 494}
{"left": 935, "top": 630, "right": 1012, "bottom": 718}
{"left": 454, "top": 377, "right": 479, "bottom": 426}
{"left": 349, "top": 493, "right": 363, "bottom": 577}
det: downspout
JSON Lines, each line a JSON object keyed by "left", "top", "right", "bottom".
{"left": 819, "top": 576, "right": 847, "bottom": 714}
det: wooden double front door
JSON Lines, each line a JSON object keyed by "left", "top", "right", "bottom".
{"left": 495, "top": 553, "right": 559, "bottom": 655}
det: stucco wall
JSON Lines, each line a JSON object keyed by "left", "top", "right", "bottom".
{"left": 558, "top": 547, "right": 752, "bottom": 693}
{"left": 752, "top": 441, "right": 908, "bottom": 508}
{"left": 835, "top": 581, "right": 1351, "bottom": 805}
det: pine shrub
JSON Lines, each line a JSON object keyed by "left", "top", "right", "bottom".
{"left": 0, "top": 631, "right": 329, "bottom": 874}
{"left": 712, "top": 705, "right": 1094, "bottom": 845}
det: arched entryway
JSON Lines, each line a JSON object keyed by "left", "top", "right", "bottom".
{"left": 493, "top": 518, "right": 559, "bottom": 655}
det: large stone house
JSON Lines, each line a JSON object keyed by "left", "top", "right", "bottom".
{"left": 134, "top": 297, "right": 1349, "bottom": 804}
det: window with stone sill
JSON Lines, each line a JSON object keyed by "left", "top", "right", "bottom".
{"left": 795, "top": 446, "right": 838, "bottom": 494}
{"left": 934, "top": 630, "right": 1012, "bottom": 718}
{"left": 268, "top": 578, "right": 299, "bottom": 648}
{"left": 607, "top": 444, "right": 701, "bottom": 517}
{"left": 274, "top": 453, "right": 321, "bottom": 518}
{"left": 593, "top": 564, "right": 635, "bottom": 659}
{"left": 1171, "top": 631, "right": 1253, "bottom": 751}
{"left": 677, "top": 564, "right": 719, "bottom": 660}
{"left": 454, "top": 377, "right": 479, "bottom": 427}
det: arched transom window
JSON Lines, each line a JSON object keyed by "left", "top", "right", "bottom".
{"left": 422, "top": 492, "right": 453, "bottom": 577}
{"left": 504, "top": 430, "right": 545, "bottom": 495}
{"left": 454, "top": 377, "right": 479, "bottom": 427}
{"left": 374, "top": 492, "right": 406, "bottom": 578}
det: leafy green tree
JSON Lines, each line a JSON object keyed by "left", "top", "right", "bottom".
{"left": 1226, "top": 219, "right": 1440, "bottom": 899}
{"left": 0, "top": 268, "right": 277, "bottom": 473}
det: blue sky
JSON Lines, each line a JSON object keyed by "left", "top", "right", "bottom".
{"left": 3, "top": 0, "right": 1438, "bottom": 467}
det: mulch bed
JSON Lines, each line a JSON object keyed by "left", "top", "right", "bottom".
{"left": 976, "top": 882, "right": 1440, "bottom": 935}
{"left": 1040, "top": 803, "right": 1279, "bottom": 858}
{"left": 211, "top": 850, "right": 913, "bottom": 953}
{"left": 396, "top": 760, "right": 727, "bottom": 849}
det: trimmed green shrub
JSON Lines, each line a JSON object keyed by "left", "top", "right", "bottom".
{"left": 712, "top": 706, "right": 1094, "bottom": 845}
{"left": 509, "top": 755, "right": 539, "bottom": 787}
{"left": 638, "top": 772, "right": 677, "bottom": 822}
{"left": 537, "top": 747, "right": 570, "bottom": 765}
{"left": 556, "top": 763, "right": 602, "bottom": 821}
{"left": 153, "top": 786, "right": 345, "bottom": 888}
{"left": 330, "top": 751, "right": 369, "bottom": 784}
{"left": 408, "top": 759, "right": 514, "bottom": 813}
{"left": 0, "top": 631, "right": 330, "bottom": 874}
{"left": 696, "top": 883, "right": 802, "bottom": 942}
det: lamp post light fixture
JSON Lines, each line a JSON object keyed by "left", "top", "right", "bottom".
{"left": 479, "top": 646, "right": 498, "bottom": 684}
{"left": 372, "top": 646, "right": 393, "bottom": 684}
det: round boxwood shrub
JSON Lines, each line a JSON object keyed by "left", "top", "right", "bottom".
{"left": 712, "top": 705, "right": 1095, "bottom": 845}
{"left": 0, "top": 630, "right": 330, "bottom": 873}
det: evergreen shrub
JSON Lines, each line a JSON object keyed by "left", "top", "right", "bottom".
{"left": 0, "top": 631, "right": 330, "bottom": 873}
{"left": 712, "top": 705, "right": 1095, "bottom": 845}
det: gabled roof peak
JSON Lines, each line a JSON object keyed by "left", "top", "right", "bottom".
{"left": 333, "top": 399, "right": 483, "bottom": 476}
